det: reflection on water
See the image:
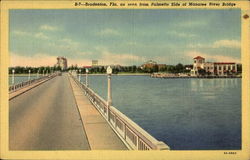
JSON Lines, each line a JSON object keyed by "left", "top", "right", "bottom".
{"left": 191, "top": 79, "right": 239, "bottom": 91}
{"left": 81, "top": 75, "right": 241, "bottom": 150}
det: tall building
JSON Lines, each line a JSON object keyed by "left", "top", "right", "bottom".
{"left": 56, "top": 57, "right": 67, "bottom": 70}
{"left": 190, "top": 56, "right": 237, "bottom": 76}
{"left": 92, "top": 60, "right": 98, "bottom": 67}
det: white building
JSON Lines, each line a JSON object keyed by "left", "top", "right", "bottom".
{"left": 56, "top": 57, "right": 67, "bottom": 70}
{"left": 92, "top": 60, "right": 98, "bottom": 67}
{"left": 191, "top": 56, "right": 237, "bottom": 76}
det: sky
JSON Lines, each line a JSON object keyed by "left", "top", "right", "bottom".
{"left": 9, "top": 9, "right": 241, "bottom": 67}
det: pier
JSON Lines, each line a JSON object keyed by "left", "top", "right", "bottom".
{"left": 9, "top": 72, "right": 169, "bottom": 150}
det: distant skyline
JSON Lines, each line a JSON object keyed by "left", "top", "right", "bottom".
{"left": 10, "top": 9, "right": 241, "bottom": 67}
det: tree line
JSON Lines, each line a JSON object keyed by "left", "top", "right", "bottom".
{"left": 9, "top": 66, "right": 62, "bottom": 74}
{"left": 9, "top": 64, "right": 192, "bottom": 74}
{"left": 9, "top": 63, "right": 242, "bottom": 75}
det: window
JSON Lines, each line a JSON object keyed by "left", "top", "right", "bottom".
{"left": 223, "top": 66, "right": 226, "bottom": 70}
{"left": 228, "top": 66, "right": 231, "bottom": 70}
{"left": 219, "top": 66, "right": 221, "bottom": 70}
{"left": 194, "top": 60, "right": 196, "bottom": 63}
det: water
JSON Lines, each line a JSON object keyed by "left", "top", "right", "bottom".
{"left": 80, "top": 75, "right": 241, "bottom": 150}
{"left": 8, "top": 76, "right": 39, "bottom": 85}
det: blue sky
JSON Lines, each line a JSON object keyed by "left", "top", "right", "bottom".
{"left": 9, "top": 9, "right": 241, "bottom": 67}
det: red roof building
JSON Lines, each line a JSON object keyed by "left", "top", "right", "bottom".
{"left": 83, "top": 66, "right": 92, "bottom": 68}
{"left": 193, "top": 56, "right": 205, "bottom": 60}
{"left": 191, "top": 56, "right": 238, "bottom": 76}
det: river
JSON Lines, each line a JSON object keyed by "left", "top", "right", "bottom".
{"left": 9, "top": 75, "right": 39, "bottom": 85}
{"left": 80, "top": 75, "right": 241, "bottom": 150}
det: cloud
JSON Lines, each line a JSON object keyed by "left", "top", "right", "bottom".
{"left": 212, "top": 40, "right": 241, "bottom": 48}
{"left": 34, "top": 32, "right": 49, "bottom": 39}
{"left": 12, "top": 30, "right": 30, "bottom": 36}
{"left": 187, "top": 43, "right": 205, "bottom": 48}
{"left": 153, "top": 56, "right": 169, "bottom": 64}
{"left": 99, "top": 50, "right": 146, "bottom": 65}
{"left": 188, "top": 39, "right": 241, "bottom": 49}
{"left": 67, "top": 58, "right": 92, "bottom": 66}
{"left": 177, "top": 20, "right": 207, "bottom": 28}
{"left": 186, "top": 51, "right": 241, "bottom": 63}
{"left": 10, "top": 52, "right": 93, "bottom": 67}
{"left": 40, "top": 25, "right": 58, "bottom": 31}
{"left": 12, "top": 30, "right": 49, "bottom": 40}
{"left": 10, "top": 53, "right": 58, "bottom": 67}
{"left": 167, "top": 31, "right": 197, "bottom": 38}
{"left": 60, "top": 38, "right": 79, "bottom": 46}
{"left": 75, "top": 51, "right": 92, "bottom": 56}
{"left": 48, "top": 38, "right": 81, "bottom": 53}
{"left": 98, "top": 28, "right": 121, "bottom": 36}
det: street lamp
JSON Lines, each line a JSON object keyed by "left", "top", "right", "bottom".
{"left": 37, "top": 69, "right": 39, "bottom": 78}
{"left": 107, "top": 66, "right": 112, "bottom": 120}
{"left": 85, "top": 68, "right": 89, "bottom": 87}
{"left": 12, "top": 69, "right": 15, "bottom": 85}
{"left": 28, "top": 69, "right": 31, "bottom": 81}
{"left": 78, "top": 69, "right": 81, "bottom": 82}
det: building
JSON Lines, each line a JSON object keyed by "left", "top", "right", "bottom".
{"left": 190, "top": 56, "right": 237, "bottom": 76}
{"left": 141, "top": 60, "right": 157, "bottom": 69}
{"left": 56, "top": 57, "right": 67, "bottom": 70}
{"left": 92, "top": 60, "right": 98, "bottom": 67}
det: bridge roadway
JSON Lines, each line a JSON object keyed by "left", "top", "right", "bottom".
{"left": 9, "top": 73, "right": 126, "bottom": 150}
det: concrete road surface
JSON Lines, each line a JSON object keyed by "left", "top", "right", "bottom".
{"left": 9, "top": 73, "right": 90, "bottom": 150}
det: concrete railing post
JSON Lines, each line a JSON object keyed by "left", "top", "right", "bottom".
{"left": 85, "top": 68, "right": 89, "bottom": 87}
{"left": 107, "top": 66, "right": 112, "bottom": 121}
{"left": 28, "top": 69, "right": 31, "bottom": 81}
{"left": 12, "top": 69, "right": 15, "bottom": 85}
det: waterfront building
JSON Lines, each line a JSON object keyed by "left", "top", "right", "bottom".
{"left": 141, "top": 60, "right": 157, "bottom": 69}
{"left": 190, "top": 56, "right": 237, "bottom": 76}
{"left": 56, "top": 57, "right": 67, "bottom": 70}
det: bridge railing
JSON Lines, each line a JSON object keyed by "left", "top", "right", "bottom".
{"left": 9, "top": 73, "right": 58, "bottom": 93}
{"left": 70, "top": 73, "right": 170, "bottom": 150}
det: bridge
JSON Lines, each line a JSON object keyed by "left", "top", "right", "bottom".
{"left": 9, "top": 72, "right": 169, "bottom": 150}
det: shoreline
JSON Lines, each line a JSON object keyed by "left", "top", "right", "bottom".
{"left": 9, "top": 73, "right": 242, "bottom": 78}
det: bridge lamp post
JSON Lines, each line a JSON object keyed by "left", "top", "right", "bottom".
{"left": 12, "top": 69, "right": 15, "bottom": 85}
{"left": 85, "top": 68, "right": 89, "bottom": 87}
{"left": 28, "top": 70, "right": 31, "bottom": 81}
{"left": 107, "top": 66, "right": 112, "bottom": 121}
{"left": 78, "top": 69, "right": 81, "bottom": 82}
{"left": 37, "top": 69, "right": 39, "bottom": 78}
